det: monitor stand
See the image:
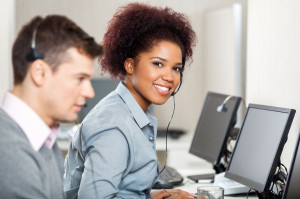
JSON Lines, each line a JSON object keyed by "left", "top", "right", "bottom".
{"left": 213, "top": 163, "right": 226, "bottom": 174}
{"left": 186, "top": 163, "right": 225, "bottom": 182}
{"left": 187, "top": 125, "right": 238, "bottom": 183}
{"left": 213, "top": 172, "right": 253, "bottom": 195}
{"left": 186, "top": 173, "right": 215, "bottom": 183}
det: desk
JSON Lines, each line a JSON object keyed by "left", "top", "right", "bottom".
{"left": 156, "top": 133, "right": 215, "bottom": 176}
{"left": 156, "top": 133, "right": 258, "bottom": 199}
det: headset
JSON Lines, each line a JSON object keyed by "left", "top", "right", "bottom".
{"left": 216, "top": 95, "right": 233, "bottom": 112}
{"left": 171, "top": 55, "right": 185, "bottom": 96}
{"left": 158, "top": 56, "right": 184, "bottom": 193}
{"left": 171, "top": 70, "right": 183, "bottom": 96}
{"left": 26, "top": 24, "right": 44, "bottom": 62}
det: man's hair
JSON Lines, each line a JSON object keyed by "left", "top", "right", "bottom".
{"left": 12, "top": 15, "right": 103, "bottom": 85}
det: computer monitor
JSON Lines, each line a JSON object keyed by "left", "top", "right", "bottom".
{"left": 189, "top": 92, "right": 241, "bottom": 174}
{"left": 78, "top": 78, "right": 118, "bottom": 123}
{"left": 225, "top": 104, "right": 295, "bottom": 198}
{"left": 282, "top": 131, "right": 300, "bottom": 199}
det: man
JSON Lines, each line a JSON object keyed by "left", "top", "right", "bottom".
{"left": 0, "top": 15, "right": 103, "bottom": 198}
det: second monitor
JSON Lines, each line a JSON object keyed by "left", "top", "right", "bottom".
{"left": 189, "top": 92, "right": 241, "bottom": 180}
{"left": 282, "top": 131, "right": 300, "bottom": 199}
{"left": 225, "top": 104, "right": 295, "bottom": 198}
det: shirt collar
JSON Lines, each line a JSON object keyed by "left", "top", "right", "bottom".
{"left": 1, "top": 91, "right": 58, "bottom": 151}
{"left": 115, "top": 82, "right": 152, "bottom": 128}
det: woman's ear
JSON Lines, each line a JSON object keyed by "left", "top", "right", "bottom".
{"left": 124, "top": 58, "right": 135, "bottom": 75}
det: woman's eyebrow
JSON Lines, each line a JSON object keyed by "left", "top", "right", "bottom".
{"left": 151, "top": 57, "right": 166, "bottom": 62}
{"left": 151, "top": 57, "right": 182, "bottom": 65}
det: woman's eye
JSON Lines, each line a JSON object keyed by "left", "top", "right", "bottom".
{"left": 173, "top": 67, "right": 182, "bottom": 72}
{"left": 153, "top": 61, "right": 163, "bottom": 67}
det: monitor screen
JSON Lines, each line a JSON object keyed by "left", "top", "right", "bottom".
{"left": 78, "top": 78, "right": 118, "bottom": 123}
{"left": 189, "top": 92, "right": 241, "bottom": 170}
{"left": 282, "top": 131, "right": 300, "bottom": 199}
{"left": 225, "top": 104, "right": 295, "bottom": 193}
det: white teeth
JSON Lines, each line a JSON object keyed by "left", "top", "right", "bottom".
{"left": 154, "top": 85, "right": 169, "bottom": 91}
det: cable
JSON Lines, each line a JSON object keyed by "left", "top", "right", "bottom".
{"left": 78, "top": 92, "right": 177, "bottom": 198}
{"left": 241, "top": 98, "right": 247, "bottom": 110}
{"left": 157, "top": 95, "right": 176, "bottom": 196}
{"left": 246, "top": 188, "right": 253, "bottom": 199}
{"left": 280, "top": 162, "right": 288, "bottom": 177}
{"left": 159, "top": 95, "right": 176, "bottom": 175}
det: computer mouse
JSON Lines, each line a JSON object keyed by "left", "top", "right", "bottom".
{"left": 152, "top": 179, "right": 174, "bottom": 189}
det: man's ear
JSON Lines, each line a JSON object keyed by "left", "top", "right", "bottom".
{"left": 124, "top": 58, "right": 135, "bottom": 75}
{"left": 29, "top": 60, "right": 51, "bottom": 86}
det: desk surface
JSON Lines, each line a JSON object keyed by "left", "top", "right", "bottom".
{"left": 156, "top": 134, "right": 258, "bottom": 199}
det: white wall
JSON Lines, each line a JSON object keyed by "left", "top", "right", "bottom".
{"left": 0, "top": 0, "right": 15, "bottom": 100}
{"left": 200, "top": 4, "right": 245, "bottom": 128}
{"left": 247, "top": 0, "right": 300, "bottom": 166}
{"left": 150, "top": 0, "right": 247, "bottom": 133}
{"left": 4, "top": 0, "right": 247, "bottom": 134}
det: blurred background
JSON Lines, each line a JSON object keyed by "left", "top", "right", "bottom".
{"left": 0, "top": 0, "right": 299, "bottom": 167}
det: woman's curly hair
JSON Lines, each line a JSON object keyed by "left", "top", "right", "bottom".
{"left": 100, "top": 3, "right": 196, "bottom": 80}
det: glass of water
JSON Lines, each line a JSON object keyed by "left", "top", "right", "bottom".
{"left": 197, "top": 186, "right": 224, "bottom": 199}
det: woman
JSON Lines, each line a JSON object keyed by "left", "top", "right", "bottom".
{"left": 64, "top": 3, "right": 196, "bottom": 199}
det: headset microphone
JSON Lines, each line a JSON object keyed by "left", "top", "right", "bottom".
{"left": 171, "top": 71, "right": 183, "bottom": 96}
{"left": 217, "top": 95, "right": 233, "bottom": 112}
{"left": 171, "top": 54, "right": 185, "bottom": 96}
{"left": 26, "top": 25, "right": 44, "bottom": 62}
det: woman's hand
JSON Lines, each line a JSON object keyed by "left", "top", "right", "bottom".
{"left": 151, "top": 189, "right": 196, "bottom": 199}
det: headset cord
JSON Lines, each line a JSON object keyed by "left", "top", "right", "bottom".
{"left": 159, "top": 95, "right": 176, "bottom": 174}
{"left": 158, "top": 95, "right": 176, "bottom": 196}
{"left": 84, "top": 95, "right": 176, "bottom": 198}
{"left": 241, "top": 98, "right": 247, "bottom": 110}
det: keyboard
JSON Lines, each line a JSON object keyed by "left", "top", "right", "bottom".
{"left": 213, "top": 172, "right": 252, "bottom": 195}
{"left": 159, "top": 166, "right": 184, "bottom": 185}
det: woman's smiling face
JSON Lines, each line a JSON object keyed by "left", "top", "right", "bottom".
{"left": 124, "top": 41, "right": 182, "bottom": 111}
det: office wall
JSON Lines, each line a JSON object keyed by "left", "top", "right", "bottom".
{"left": 200, "top": 4, "right": 245, "bottom": 128}
{"left": 4, "top": 0, "right": 247, "bottom": 134}
{"left": 247, "top": 0, "right": 300, "bottom": 166}
{"left": 149, "top": 0, "right": 247, "bottom": 132}
{"left": 0, "top": 0, "right": 14, "bottom": 100}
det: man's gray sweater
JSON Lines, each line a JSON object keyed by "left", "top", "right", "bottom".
{"left": 0, "top": 108, "right": 65, "bottom": 199}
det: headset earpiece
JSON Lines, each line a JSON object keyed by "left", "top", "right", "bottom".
{"left": 26, "top": 25, "right": 44, "bottom": 62}
{"left": 26, "top": 47, "right": 44, "bottom": 62}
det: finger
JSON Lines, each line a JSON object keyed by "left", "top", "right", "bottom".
{"left": 151, "top": 190, "right": 172, "bottom": 199}
{"left": 166, "top": 189, "right": 196, "bottom": 198}
{"left": 167, "top": 193, "right": 196, "bottom": 199}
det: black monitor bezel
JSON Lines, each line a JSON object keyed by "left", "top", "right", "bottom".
{"left": 189, "top": 92, "right": 241, "bottom": 168}
{"left": 78, "top": 78, "right": 118, "bottom": 123}
{"left": 225, "top": 104, "right": 296, "bottom": 193}
{"left": 282, "top": 131, "right": 300, "bottom": 199}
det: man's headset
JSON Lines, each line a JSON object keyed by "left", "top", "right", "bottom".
{"left": 26, "top": 24, "right": 44, "bottom": 62}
